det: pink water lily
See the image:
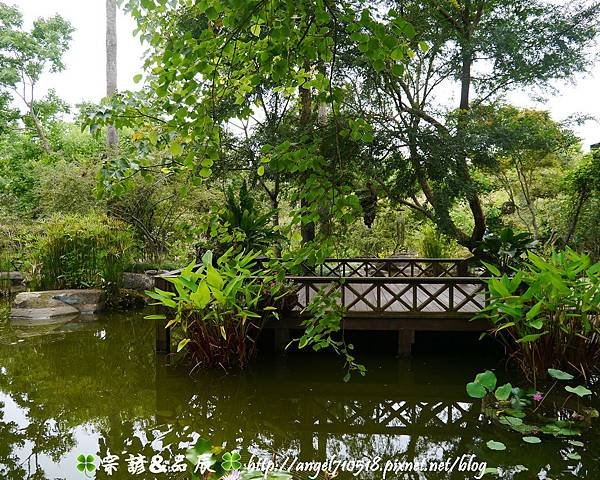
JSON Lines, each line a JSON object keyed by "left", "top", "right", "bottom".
{"left": 532, "top": 392, "right": 543, "bottom": 402}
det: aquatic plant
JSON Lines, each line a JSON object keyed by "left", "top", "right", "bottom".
{"left": 466, "top": 369, "right": 597, "bottom": 449}
{"left": 477, "top": 248, "right": 600, "bottom": 380}
{"left": 146, "top": 249, "right": 289, "bottom": 370}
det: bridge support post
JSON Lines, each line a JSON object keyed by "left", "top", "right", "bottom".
{"left": 397, "top": 329, "right": 415, "bottom": 357}
{"left": 274, "top": 328, "right": 290, "bottom": 353}
{"left": 156, "top": 318, "right": 171, "bottom": 354}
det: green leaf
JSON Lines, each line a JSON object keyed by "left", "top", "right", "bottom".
{"left": 526, "top": 300, "right": 543, "bottom": 321}
{"left": 482, "top": 261, "right": 501, "bottom": 276}
{"left": 523, "top": 436, "right": 542, "bottom": 444}
{"left": 517, "top": 331, "right": 548, "bottom": 343}
{"left": 466, "top": 382, "right": 486, "bottom": 399}
{"left": 548, "top": 368, "right": 574, "bottom": 380}
{"left": 565, "top": 385, "right": 592, "bottom": 397}
{"left": 170, "top": 140, "right": 182, "bottom": 156}
{"left": 190, "top": 281, "right": 211, "bottom": 308}
{"left": 250, "top": 24, "right": 261, "bottom": 36}
{"left": 177, "top": 338, "right": 191, "bottom": 352}
{"left": 390, "top": 48, "right": 404, "bottom": 61}
{"left": 206, "top": 265, "right": 224, "bottom": 289}
{"left": 495, "top": 383, "right": 513, "bottom": 401}
{"left": 144, "top": 314, "right": 167, "bottom": 320}
{"left": 133, "top": 73, "right": 143, "bottom": 83}
{"left": 475, "top": 370, "right": 497, "bottom": 391}
{"left": 257, "top": 165, "right": 265, "bottom": 176}
{"left": 566, "top": 452, "right": 581, "bottom": 460}
{"left": 486, "top": 440, "right": 506, "bottom": 451}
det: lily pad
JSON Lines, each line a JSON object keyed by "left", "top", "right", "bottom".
{"left": 467, "top": 382, "right": 487, "bottom": 399}
{"left": 486, "top": 440, "right": 506, "bottom": 451}
{"left": 566, "top": 452, "right": 581, "bottom": 460}
{"left": 522, "top": 436, "right": 541, "bottom": 444}
{"left": 475, "top": 370, "right": 497, "bottom": 390}
{"left": 495, "top": 383, "right": 513, "bottom": 401}
{"left": 565, "top": 385, "right": 592, "bottom": 397}
{"left": 548, "top": 368, "right": 574, "bottom": 380}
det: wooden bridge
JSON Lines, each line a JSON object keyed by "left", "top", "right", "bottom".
{"left": 154, "top": 257, "right": 490, "bottom": 356}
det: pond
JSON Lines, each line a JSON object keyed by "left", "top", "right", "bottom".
{"left": 0, "top": 306, "right": 598, "bottom": 479}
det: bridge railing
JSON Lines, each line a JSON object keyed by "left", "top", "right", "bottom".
{"left": 160, "top": 257, "right": 480, "bottom": 279}
{"left": 283, "top": 257, "right": 477, "bottom": 278}
{"left": 286, "top": 276, "right": 488, "bottom": 318}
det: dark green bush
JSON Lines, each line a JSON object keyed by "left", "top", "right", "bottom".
{"left": 31, "top": 214, "right": 135, "bottom": 300}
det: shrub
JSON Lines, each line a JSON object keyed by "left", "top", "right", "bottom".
{"left": 208, "top": 182, "right": 282, "bottom": 256}
{"left": 418, "top": 225, "right": 452, "bottom": 258}
{"left": 31, "top": 214, "right": 135, "bottom": 300}
{"left": 477, "top": 249, "right": 600, "bottom": 381}
{"left": 474, "top": 227, "right": 538, "bottom": 273}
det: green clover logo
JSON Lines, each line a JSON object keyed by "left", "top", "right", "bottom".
{"left": 76, "top": 454, "right": 96, "bottom": 475}
{"left": 221, "top": 451, "right": 241, "bottom": 471}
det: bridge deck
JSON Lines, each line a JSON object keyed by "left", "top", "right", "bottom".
{"left": 154, "top": 258, "right": 490, "bottom": 355}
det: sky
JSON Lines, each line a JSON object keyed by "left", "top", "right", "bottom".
{"left": 12, "top": 0, "right": 600, "bottom": 150}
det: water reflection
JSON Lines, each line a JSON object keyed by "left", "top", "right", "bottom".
{"left": 0, "top": 308, "right": 598, "bottom": 479}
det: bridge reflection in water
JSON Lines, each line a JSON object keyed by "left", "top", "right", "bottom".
{"left": 154, "top": 355, "right": 482, "bottom": 473}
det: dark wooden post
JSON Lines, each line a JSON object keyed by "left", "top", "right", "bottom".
{"left": 156, "top": 318, "right": 171, "bottom": 354}
{"left": 274, "top": 327, "right": 290, "bottom": 353}
{"left": 397, "top": 329, "right": 415, "bottom": 357}
{"left": 154, "top": 276, "right": 171, "bottom": 355}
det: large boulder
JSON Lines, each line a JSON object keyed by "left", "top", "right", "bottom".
{"left": 10, "top": 289, "right": 105, "bottom": 323}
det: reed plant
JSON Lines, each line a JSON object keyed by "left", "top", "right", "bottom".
{"left": 31, "top": 214, "right": 135, "bottom": 300}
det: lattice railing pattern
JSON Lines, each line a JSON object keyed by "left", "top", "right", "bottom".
{"left": 300, "top": 258, "right": 475, "bottom": 278}
{"left": 288, "top": 277, "right": 487, "bottom": 315}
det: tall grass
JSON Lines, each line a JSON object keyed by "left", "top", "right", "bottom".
{"left": 31, "top": 214, "right": 135, "bottom": 301}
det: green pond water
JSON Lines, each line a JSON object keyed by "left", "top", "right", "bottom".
{"left": 0, "top": 306, "right": 598, "bottom": 479}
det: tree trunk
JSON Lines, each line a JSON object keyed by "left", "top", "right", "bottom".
{"left": 29, "top": 106, "right": 51, "bottom": 154}
{"left": 106, "top": 0, "right": 118, "bottom": 149}
{"left": 300, "top": 83, "right": 315, "bottom": 244}
{"left": 457, "top": 45, "right": 486, "bottom": 248}
{"left": 565, "top": 187, "right": 589, "bottom": 244}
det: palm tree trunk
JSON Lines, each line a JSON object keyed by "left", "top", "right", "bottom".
{"left": 106, "top": 0, "right": 118, "bottom": 149}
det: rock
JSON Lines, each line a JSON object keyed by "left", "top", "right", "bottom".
{"left": 10, "top": 289, "right": 105, "bottom": 322}
{"left": 0, "top": 271, "right": 23, "bottom": 282}
{"left": 123, "top": 272, "right": 155, "bottom": 291}
{"left": 51, "top": 289, "right": 104, "bottom": 314}
{"left": 11, "top": 293, "right": 80, "bottom": 322}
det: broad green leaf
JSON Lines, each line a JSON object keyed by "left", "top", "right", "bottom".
{"left": 548, "top": 368, "right": 574, "bottom": 380}
{"left": 495, "top": 383, "right": 513, "bottom": 401}
{"left": 482, "top": 261, "right": 501, "bottom": 276}
{"left": 466, "top": 382, "right": 486, "bottom": 399}
{"left": 475, "top": 370, "right": 497, "bottom": 390}
{"left": 206, "top": 265, "right": 224, "bottom": 289}
{"left": 565, "top": 385, "right": 592, "bottom": 397}
{"left": 523, "top": 436, "right": 542, "bottom": 444}
{"left": 190, "top": 281, "right": 211, "bottom": 308}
